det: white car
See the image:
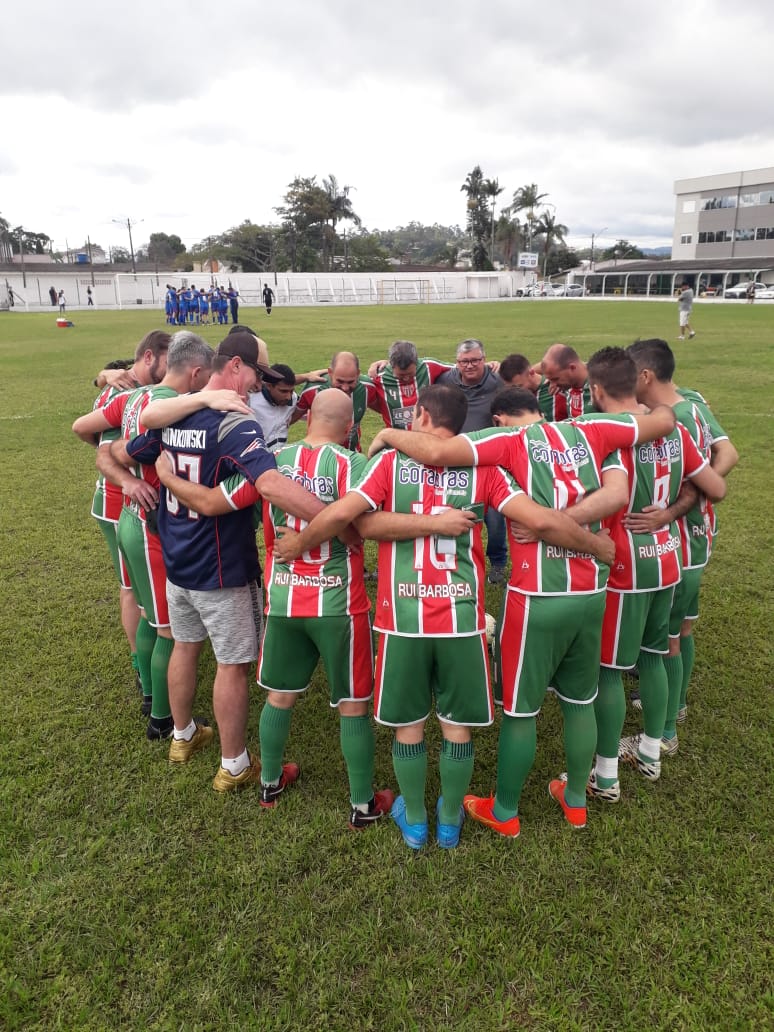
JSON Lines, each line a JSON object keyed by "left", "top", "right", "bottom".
{"left": 754, "top": 285, "right": 774, "bottom": 299}
{"left": 723, "top": 281, "right": 766, "bottom": 299}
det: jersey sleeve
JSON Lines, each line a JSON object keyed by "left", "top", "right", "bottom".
{"left": 351, "top": 450, "right": 392, "bottom": 511}
{"left": 126, "top": 428, "right": 163, "bottom": 464}
{"left": 217, "top": 414, "right": 277, "bottom": 483}
{"left": 679, "top": 424, "right": 710, "bottom": 478}
{"left": 100, "top": 392, "right": 129, "bottom": 428}
{"left": 219, "top": 473, "right": 261, "bottom": 510}
{"left": 463, "top": 426, "right": 519, "bottom": 467}
{"left": 485, "top": 465, "right": 523, "bottom": 512}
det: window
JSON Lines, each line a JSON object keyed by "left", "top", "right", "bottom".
{"left": 698, "top": 232, "right": 708, "bottom": 244}
{"left": 680, "top": 234, "right": 692, "bottom": 244}
{"left": 759, "top": 190, "right": 774, "bottom": 204}
{"left": 734, "top": 228, "right": 755, "bottom": 242}
{"left": 756, "top": 228, "right": 767, "bottom": 240}
{"left": 767, "top": 227, "right": 774, "bottom": 240}
{"left": 701, "top": 195, "right": 737, "bottom": 210}
{"left": 682, "top": 200, "right": 696, "bottom": 213}
{"left": 740, "top": 193, "right": 759, "bottom": 207}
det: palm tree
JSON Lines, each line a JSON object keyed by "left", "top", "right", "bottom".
{"left": 460, "top": 167, "right": 491, "bottom": 270}
{"left": 322, "top": 175, "right": 361, "bottom": 270}
{"left": 534, "top": 210, "right": 568, "bottom": 280}
{"left": 510, "top": 183, "right": 549, "bottom": 251}
{"left": 483, "top": 178, "right": 504, "bottom": 264}
{"left": 495, "top": 214, "right": 522, "bottom": 270}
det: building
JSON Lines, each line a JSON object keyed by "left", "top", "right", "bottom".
{"left": 672, "top": 167, "right": 774, "bottom": 261}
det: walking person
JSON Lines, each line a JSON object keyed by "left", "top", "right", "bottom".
{"left": 262, "top": 283, "right": 275, "bottom": 315}
{"left": 677, "top": 283, "right": 695, "bottom": 340}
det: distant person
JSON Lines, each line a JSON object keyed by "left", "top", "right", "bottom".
{"left": 58, "top": 290, "right": 66, "bottom": 313}
{"left": 262, "top": 283, "right": 275, "bottom": 315}
{"left": 677, "top": 283, "right": 695, "bottom": 340}
{"left": 87, "top": 286, "right": 94, "bottom": 307}
{"left": 228, "top": 286, "right": 239, "bottom": 324}
{"left": 746, "top": 282, "right": 756, "bottom": 304}
{"left": 49, "top": 286, "right": 58, "bottom": 307}
{"left": 7, "top": 285, "right": 14, "bottom": 307}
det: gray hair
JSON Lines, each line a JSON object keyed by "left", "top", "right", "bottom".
{"left": 388, "top": 340, "right": 418, "bottom": 370}
{"left": 456, "top": 338, "right": 485, "bottom": 360}
{"left": 167, "top": 331, "right": 214, "bottom": 372}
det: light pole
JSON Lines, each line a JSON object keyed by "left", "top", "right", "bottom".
{"left": 112, "top": 216, "right": 142, "bottom": 275}
{"left": 590, "top": 227, "right": 607, "bottom": 271}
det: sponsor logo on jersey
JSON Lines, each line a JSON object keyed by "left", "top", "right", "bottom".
{"left": 396, "top": 582, "right": 473, "bottom": 598}
{"left": 162, "top": 427, "right": 208, "bottom": 449}
{"left": 545, "top": 545, "right": 595, "bottom": 560}
{"left": 277, "top": 468, "right": 335, "bottom": 499}
{"left": 638, "top": 438, "right": 680, "bottom": 463}
{"left": 273, "top": 571, "right": 344, "bottom": 588}
{"left": 240, "top": 439, "right": 266, "bottom": 457}
{"left": 397, "top": 464, "right": 470, "bottom": 490}
{"left": 529, "top": 440, "right": 589, "bottom": 467}
{"left": 637, "top": 535, "right": 681, "bottom": 559}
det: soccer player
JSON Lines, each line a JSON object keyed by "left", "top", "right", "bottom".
{"left": 292, "top": 351, "right": 380, "bottom": 452}
{"left": 540, "top": 343, "right": 594, "bottom": 418}
{"left": 75, "top": 332, "right": 171, "bottom": 709}
{"left": 137, "top": 333, "right": 331, "bottom": 793}
{"left": 583, "top": 347, "right": 726, "bottom": 797}
{"left": 228, "top": 286, "right": 239, "bottom": 324}
{"left": 625, "top": 339, "right": 737, "bottom": 750}
{"left": 367, "top": 340, "right": 451, "bottom": 430}
{"left": 276, "top": 385, "right": 620, "bottom": 849}
{"left": 262, "top": 283, "right": 275, "bottom": 314}
{"left": 367, "top": 387, "right": 675, "bottom": 834}
{"left": 73, "top": 332, "right": 214, "bottom": 738}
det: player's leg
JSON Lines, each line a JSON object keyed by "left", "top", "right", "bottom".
{"left": 664, "top": 568, "right": 702, "bottom": 740}
{"left": 117, "top": 510, "right": 156, "bottom": 717}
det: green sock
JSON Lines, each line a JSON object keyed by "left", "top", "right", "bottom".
{"left": 438, "top": 739, "right": 474, "bottom": 824}
{"left": 493, "top": 715, "right": 535, "bottom": 820}
{"left": 559, "top": 699, "right": 597, "bottom": 808}
{"left": 638, "top": 650, "right": 668, "bottom": 740}
{"left": 150, "top": 635, "right": 174, "bottom": 719}
{"left": 663, "top": 653, "right": 683, "bottom": 737}
{"left": 130, "top": 651, "right": 140, "bottom": 672}
{"left": 259, "top": 703, "right": 293, "bottom": 784}
{"left": 339, "top": 716, "right": 375, "bottom": 806}
{"left": 135, "top": 618, "right": 156, "bottom": 705}
{"left": 392, "top": 740, "right": 427, "bottom": 824}
{"left": 594, "top": 667, "right": 625, "bottom": 772}
{"left": 680, "top": 635, "right": 695, "bottom": 710}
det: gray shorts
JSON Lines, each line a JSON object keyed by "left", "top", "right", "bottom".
{"left": 166, "top": 580, "right": 263, "bottom": 664}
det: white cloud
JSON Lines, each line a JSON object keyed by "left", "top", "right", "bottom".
{"left": 3, "top": 0, "right": 773, "bottom": 254}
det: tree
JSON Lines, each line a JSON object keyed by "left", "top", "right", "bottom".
{"left": 601, "top": 239, "right": 645, "bottom": 262}
{"left": 533, "top": 211, "right": 569, "bottom": 280}
{"left": 274, "top": 176, "right": 331, "bottom": 272}
{"left": 146, "top": 232, "right": 187, "bottom": 265}
{"left": 322, "top": 175, "right": 361, "bottom": 271}
{"left": 346, "top": 231, "right": 390, "bottom": 272}
{"left": 483, "top": 178, "right": 504, "bottom": 264}
{"left": 510, "top": 183, "right": 548, "bottom": 252}
{"left": 545, "top": 245, "right": 580, "bottom": 278}
{"left": 109, "top": 246, "right": 131, "bottom": 264}
{"left": 460, "top": 166, "right": 493, "bottom": 271}
{"left": 495, "top": 214, "right": 523, "bottom": 270}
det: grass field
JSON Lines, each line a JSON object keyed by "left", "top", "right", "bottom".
{"left": 1, "top": 300, "right": 772, "bottom": 1030}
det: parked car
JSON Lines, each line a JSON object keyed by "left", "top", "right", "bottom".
{"left": 563, "top": 283, "right": 587, "bottom": 297}
{"left": 755, "top": 285, "right": 774, "bottom": 299}
{"left": 723, "top": 281, "right": 766, "bottom": 299}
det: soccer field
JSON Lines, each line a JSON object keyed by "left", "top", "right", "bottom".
{"left": 0, "top": 301, "right": 771, "bottom": 1030}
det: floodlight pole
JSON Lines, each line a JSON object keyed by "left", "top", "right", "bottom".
{"left": 112, "top": 216, "right": 142, "bottom": 277}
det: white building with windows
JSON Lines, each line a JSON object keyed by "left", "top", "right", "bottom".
{"left": 672, "top": 167, "right": 774, "bottom": 260}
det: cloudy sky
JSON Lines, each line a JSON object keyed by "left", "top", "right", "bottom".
{"left": 3, "top": 0, "right": 772, "bottom": 257}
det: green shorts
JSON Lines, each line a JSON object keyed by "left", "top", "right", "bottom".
{"left": 497, "top": 590, "right": 606, "bottom": 716}
{"left": 373, "top": 632, "right": 493, "bottom": 728}
{"left": 257, "top": 612, "right": 373, "bottom": 707}
{"left": 669, "top": 566, "right": 704, "bottom": 636}
{"left": 96, "top": 517, "right": 131, "bottom": 588}
{"left": 116, "top": 508, "right": 169, "bottom": 628}
{"left": 600, "top": 587, "right": 674, "bottom": 669}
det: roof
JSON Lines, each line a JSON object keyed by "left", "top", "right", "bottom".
{"left": 592, "top": 257, "right": 774, "bottom": 274}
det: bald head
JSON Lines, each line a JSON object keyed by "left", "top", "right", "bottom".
{"left": 328, "top": 351, "right": 360, "bottom": 395}
{"left": 307, "top": 388, "right": 354, "bottom": 446}
{"left": 541, "top": 343, "right": 587, "bottom": 390}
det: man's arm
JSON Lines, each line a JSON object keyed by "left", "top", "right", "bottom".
{"left": 72, "top": 409, "right": 112, "bottom": 444}
{"left": 710, "top": 439, "right": 739, "bottom": 478}
{"left": 623, "top": 480, "right": 699, "bottom": 534}
{"left": 367, "top": 359, "right": 388, "bottom": 379}
{"left": 253, "top": 469, "right": 325, "bottom": 523}
{"left": 155, "top": 455, "right": 238, "bottom": 516}
{"left": 565, "top": 469, "right": 630, "bottom": 526}
{"left": 632, "top": 405, "right": 676, "bottom": 443}
{"left": 502, "top": 494, "right": 615, "bottom": 565}
{"left": 294, "top": 369, "right": 327, "bottom": 385}
{"left": 367, "top": 430, "right": 475, "bottom": 465}
{"left": 95, "top": 368, "right": 135, "bottom": 390}
{"left": 98, "top": 442, "right": 159, "bottom": 510}
{"left": 142, "top": 390, "right": 251, "bottom": 429}
{"left": 353, "top": 508, "right": 478, "bottom": 542}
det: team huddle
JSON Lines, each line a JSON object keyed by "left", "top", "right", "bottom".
{"left": 72, "top": 327, "right": 736, "bottom": 849}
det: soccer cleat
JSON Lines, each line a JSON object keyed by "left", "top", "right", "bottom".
{"left": 618, "top": 734, "right": 662, "bottom": 780}
{"left": 390, "top": 795, "right": 428, "bottom": 849}
{"left": 212, "top": 753, "right": 262, "bottom": 792}
{"left": 348, "top": 788, "right": 395, "bottom": 830}
{"left": 436, "top": 797, "right": 464, "bottom": 849}
{"left": 146, "top": 715, "right": 174, "bottom": 741}
{"left": 259, "top": 762, "right": 300, "bottom": 808}
{"left": 548, "top": 778, "right": 587, "bottom": 828}
{"left": 141, "top": 695, "right": 153, "bottom": 718}
{"left": 585, "top": 770, "right": 621, "bottom": 803}
{"left": 168, "top": 721, "right": 213, "bottom": 764}
{"left": 487, "top": 565, "right": 506, "bottom": 586}
{"left": 676, "top": 704, "right": 688, "bottom": 724}
{"left": 660, "top": 734, "right": 679, "bottom": 757}
{"left": 463, "top": 794, "right": 521, "bottom": 838}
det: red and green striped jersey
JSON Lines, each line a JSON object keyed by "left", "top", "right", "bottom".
{"left": 101, "top": 385, "right": 178, "bottom": 523}
{"left": 584, "top": 417, "right": 709, "bottom": 591}
{"left": 353, "top": 451, "right": 519, "bottom": 636}
{"left": 263, "top": 442, "right": 370, "bottom": 618}
{"left": 465, "top": 416, "right": 639, "bottom": 595}
{"left": 565, "top": 381, "right": 594, "bottom": 418}
{"left": 673, "top": 398, "right": 727, "bottom": 569}
{"left": 536, "top": 377, "right": 568, "bottom": 421}
{"left": 295, "top": 375, "right": 380, "bottom": 451}
{"left": 90, "top": 384, "right": 127, "bottom": 523}
{"left": 370, "top": 359, "right": 451, "bottom": 429}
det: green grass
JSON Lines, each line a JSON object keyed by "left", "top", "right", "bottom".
{"left": 1, "top": 301, "right": 772, "bottom": 1030}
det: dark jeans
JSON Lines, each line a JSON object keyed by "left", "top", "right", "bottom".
{"left": 485, "top": 507, "right": 508, "bottom": 568}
